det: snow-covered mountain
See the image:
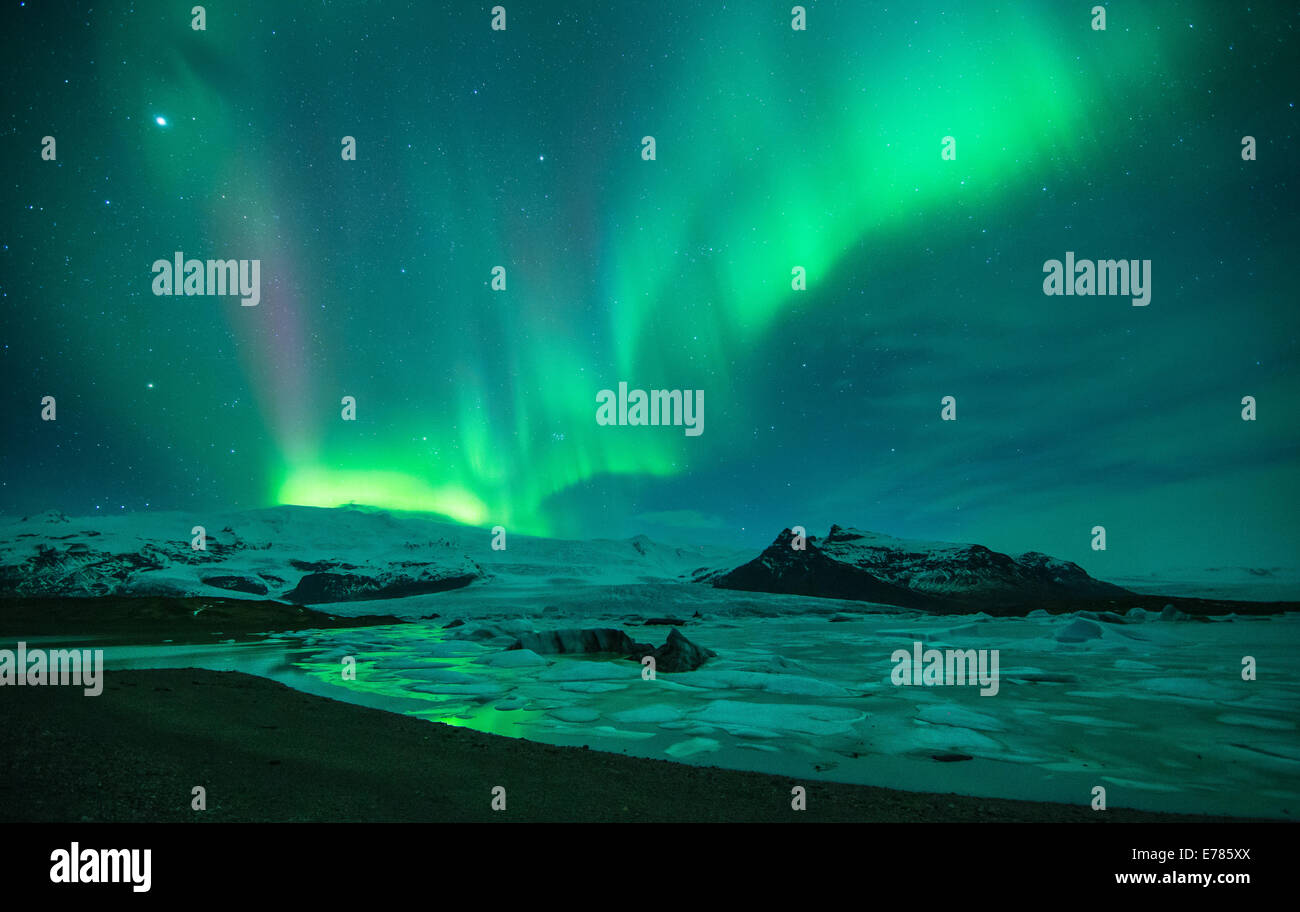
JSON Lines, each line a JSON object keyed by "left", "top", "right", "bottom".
{"left": 0, "top": 506, "right": 739, "bottom": 603}
{"left": 4, "top": 509, "right": 1293, "bottom": 616}
{"left": 711, "top": 524, "right": 1133, "bottom": 614}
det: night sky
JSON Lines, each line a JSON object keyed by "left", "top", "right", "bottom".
{"left": 2, "top": 1, "right": 1296, "bottom": 577}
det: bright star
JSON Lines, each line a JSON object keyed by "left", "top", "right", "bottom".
{"left": 155, "top": 116, "right": 167, "bottom": 126}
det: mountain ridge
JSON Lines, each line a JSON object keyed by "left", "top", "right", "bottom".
{"left": 1, "top": 509, "right": 1296, "bottom": 616}
{"left": 711, "top": 524, "right": 1296, "bottom": 616}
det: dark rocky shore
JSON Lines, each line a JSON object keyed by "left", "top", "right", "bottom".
{"left": 0, "top": 595, "right": 402, "bottom": 643}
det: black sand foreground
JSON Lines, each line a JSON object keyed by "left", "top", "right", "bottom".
{"left": 0, "top": 668, "right": 1252, "bottom": 823}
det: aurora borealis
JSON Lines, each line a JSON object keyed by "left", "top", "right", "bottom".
{"left": 2, "top": 0, "right": 1297, "bottom": 576}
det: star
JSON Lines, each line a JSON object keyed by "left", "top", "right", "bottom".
{"left": 155, "top": 116, "right": 167, "bottom": 126}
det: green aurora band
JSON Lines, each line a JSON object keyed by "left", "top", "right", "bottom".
{"left": 265, "top": 3, "right": 1183, "bottom": 533}
{"left": 8, "top": 0, "right": 1295, "bottom": 578}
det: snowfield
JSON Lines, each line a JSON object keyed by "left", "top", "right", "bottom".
{"left": 0, "top": 505, "right": 746, "bottom": 602}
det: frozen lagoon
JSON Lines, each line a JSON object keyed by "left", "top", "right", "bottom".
{"left": 98, "top": 581, "right": 1300, "bottom": 820}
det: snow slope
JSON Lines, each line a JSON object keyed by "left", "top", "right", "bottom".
{"left": 0, "top": 505, "right": 743, "bottom": 603}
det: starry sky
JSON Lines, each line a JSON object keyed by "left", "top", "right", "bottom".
{"left": 2, "top": 0, "right": 1296, "bottom": 577}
